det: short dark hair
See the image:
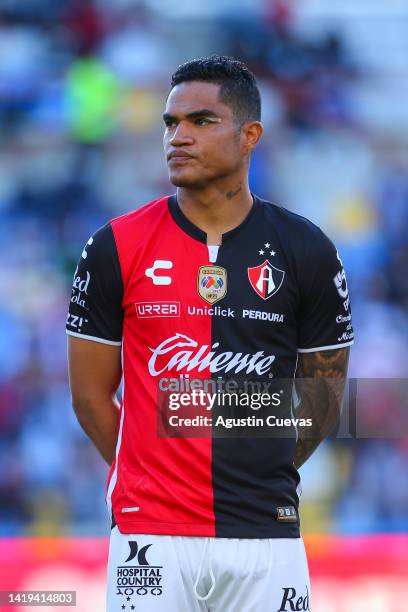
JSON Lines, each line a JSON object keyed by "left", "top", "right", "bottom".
{"left": 170, "top": 55, "right": 261, "bottom": 125}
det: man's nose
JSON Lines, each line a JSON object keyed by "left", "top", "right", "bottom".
{"left": 169, "top": 122, "right": 194, "bottom": 146}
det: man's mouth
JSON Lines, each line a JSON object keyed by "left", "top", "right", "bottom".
{"left": 168, "top": 151, "right": 195, "bottom": 162}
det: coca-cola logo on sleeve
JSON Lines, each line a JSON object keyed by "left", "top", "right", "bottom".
{"left": 71, "top": 270, "right": 90, "bottom": 309}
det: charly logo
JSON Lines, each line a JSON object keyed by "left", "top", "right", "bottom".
{"left": 278, "top": 586, "right": 310, "bottom": 611}
{"left": 116, "top": 541, "right": 163, "bottom": 603}
{"left": 333, "top": 269, "right": 348, "bottom": 299}
{"left": 145, "top": 260, "right": 173, "bottom": 286}
{"left": 197, "top": 265, "right": 227, "bottom": 304}
{"left": 81, "top": 236, "right": 93, "bottom": 259}
{"left": 333, "top": 256, "right": 350, "bottom": 312}
{"left": 148, "top": 333, "right": 275, "bottom": 376}
{"left": 248, "top": 260, "right": 285, "bottom": 300}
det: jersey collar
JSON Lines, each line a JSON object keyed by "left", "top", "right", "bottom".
{"left": 167, "top": 193, "right": 260, "bottom": 244}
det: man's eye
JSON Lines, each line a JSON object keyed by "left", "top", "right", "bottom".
{"left": 165, "top": 121, "right": 176, "bottom": 128}
{"left": 195, "top": 118, "right": 209, "bottom": 126}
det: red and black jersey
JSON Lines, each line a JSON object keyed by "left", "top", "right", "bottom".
{"left": 66, "top": 194, "right": 354, "bottom": 538}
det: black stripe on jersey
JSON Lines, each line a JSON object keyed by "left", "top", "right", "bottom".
{"left": 66, "top": 223, "right": 124, "bottom": 343}
{"left": 209, "top": 200, "right": 300, "bottom": 537}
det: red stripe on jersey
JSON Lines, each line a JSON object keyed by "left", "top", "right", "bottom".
{"left": 110, "top": 197, "right": 215, "bottom": 536}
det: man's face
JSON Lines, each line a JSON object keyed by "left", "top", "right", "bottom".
{"left": 163, "top": 81, "right": 244, "bottom": 188}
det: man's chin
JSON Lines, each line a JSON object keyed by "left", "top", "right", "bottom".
{"left": 168, "top": 173, "right": 205, "bottom": 188}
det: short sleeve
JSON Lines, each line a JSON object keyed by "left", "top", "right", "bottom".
{"left": 66, "top": 223, "right": 123, "bottom": 345}
{"left": 297, "top": 228, "right": 354, "bottom": 353}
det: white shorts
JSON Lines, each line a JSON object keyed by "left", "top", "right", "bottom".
{"left": 107, "top": 526, "right": 311, "bottom": 612}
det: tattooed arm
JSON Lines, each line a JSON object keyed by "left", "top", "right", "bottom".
{"left": 293, "top": 348, "right": 350, "bottom": 469}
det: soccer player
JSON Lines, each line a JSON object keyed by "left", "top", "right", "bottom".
{"left": 67, "top": 56, "right": 353, "bottom": 611}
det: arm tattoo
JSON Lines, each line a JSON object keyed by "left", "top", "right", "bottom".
{"left": 294, "top": 348, "right": 350, "bottom": 468}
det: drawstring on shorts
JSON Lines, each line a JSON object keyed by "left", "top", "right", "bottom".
{"left": 193, "top": 538, "right": 274, "bottom": 605}
{"left": 193, "top": 538, "right": 216, "bottom": 602}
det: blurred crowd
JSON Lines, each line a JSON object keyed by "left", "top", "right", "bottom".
{"left": 0, "top": 0, "right": 407, "bottom": 536}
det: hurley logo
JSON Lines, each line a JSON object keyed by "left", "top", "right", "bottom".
{"left": 116, "top": 541, "right": 163, "bottom": 599}
{"left": 125, "top": 541, "right": 151, "bottom": 565}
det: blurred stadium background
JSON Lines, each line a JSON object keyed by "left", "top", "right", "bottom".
{"left": 0, "top": 0, "right": 407, "bottom": 610}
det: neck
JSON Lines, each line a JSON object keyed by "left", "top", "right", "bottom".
{"left": 176, "top": 179, "right": 253, "bottom": 245}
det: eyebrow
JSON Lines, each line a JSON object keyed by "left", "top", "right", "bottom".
{"left": 163, "top": 109, "right": 221, "bottom": 122}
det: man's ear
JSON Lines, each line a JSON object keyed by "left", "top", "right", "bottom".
{"left": 242, "top": 121, "right": 263, "bottom": 155}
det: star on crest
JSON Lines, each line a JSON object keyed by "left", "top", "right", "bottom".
{"left": 265, "top": 242, "right": 270, "bottom": 248}
{"left": 270, "top": 251, "right": 276, "bottom": 256}
{"left": 259, "top": 249, "right": 264, "bottom": 255}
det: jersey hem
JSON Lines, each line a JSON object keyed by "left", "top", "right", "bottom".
{"left": 115, "top": 519, "right": 300, "bottom": 539}
{"left": 297, "top": 340, "right": 354, "bottom": 353}
{"left": 116, "top": 520, "right": 216, "bottom": 537}
{"left": 66, "top": 330, "right": 122, "bottom": 346}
